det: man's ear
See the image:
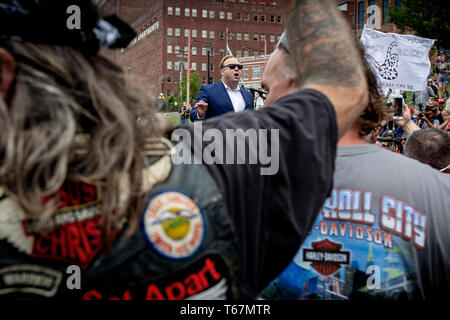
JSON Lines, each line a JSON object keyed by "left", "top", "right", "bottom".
{"left": 0, "top": 48, "right": 16, "bottom": 100}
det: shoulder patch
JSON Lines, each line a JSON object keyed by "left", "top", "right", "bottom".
{"left": 0, "top": 264, "right": 63, "bottom": 297}
{"left": 142, "top": 191, "right": 206, "bottom": 260}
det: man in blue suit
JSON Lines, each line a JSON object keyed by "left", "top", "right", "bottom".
{"left": 190, "top": 55, "right": 254, "bottom": 121}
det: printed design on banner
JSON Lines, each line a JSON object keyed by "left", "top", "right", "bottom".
{"left": 0, "top": 265, "right": 62, "bottom": 297}
{"left": 82, "top": 253, "right": 230, "bottom": 300}
{"left": 303, "top": 239, "right": 350, "bottom": 276}
{"left": 0, "top": 181, "right": 105, "bottom": 269}
{"left": 143, "top": 191, "right": 206, "bottom": 259}
{"left": 366, "top": 41, "right": 399, "bottom": 80}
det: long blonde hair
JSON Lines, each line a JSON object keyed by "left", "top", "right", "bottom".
{"left": 0, "top": 42, "right": 163, "bottom": 248}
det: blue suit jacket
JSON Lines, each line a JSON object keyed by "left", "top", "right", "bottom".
{"left": 190, "top": 81, "right": 254, "bottom": 121}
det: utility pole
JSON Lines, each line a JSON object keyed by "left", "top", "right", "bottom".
{"left": 206, "top": 44, "right": 211, "bottom": 84}
{"left": 176, "top": 49, "right": 188, "bottom": 106}
{"left": 187, "top": 29, "right": 191, "bottom": 109}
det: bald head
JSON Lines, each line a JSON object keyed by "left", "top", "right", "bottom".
{"left": 261, "top": 47, "right": 299, "bottom": 106}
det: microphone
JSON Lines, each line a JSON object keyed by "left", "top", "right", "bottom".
{"left": 249, "top": 88, "right": 267, "bottom": 98}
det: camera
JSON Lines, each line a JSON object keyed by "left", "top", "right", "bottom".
{"left": 418, "top": 113, "right": 424, "bottom": 119}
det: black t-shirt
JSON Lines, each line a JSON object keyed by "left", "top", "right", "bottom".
{"left": 184, "top": 89, "right": 338, "bottom": 293}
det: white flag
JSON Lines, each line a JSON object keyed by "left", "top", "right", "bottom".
{"left": 360, "top": 25, "right": 435, "bottom": 92}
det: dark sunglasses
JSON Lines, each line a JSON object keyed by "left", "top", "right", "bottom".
{"left": 223, "top": 64, "right": 243, "bottom": 70}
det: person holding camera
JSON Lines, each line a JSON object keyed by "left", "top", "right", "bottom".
{"left": 418, "top": 101, "right": 441, "bottom": 129}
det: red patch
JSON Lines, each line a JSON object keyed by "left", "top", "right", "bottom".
{"left": 23, "top": 181, "right": 105, "bottom": 269}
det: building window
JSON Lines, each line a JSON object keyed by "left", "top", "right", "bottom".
{"left": 184, "top": 29, "right": 189, "bottom": 37}
{"left": 167, "top": 28, "right": 172, "bottom": 36}
{"left": 270, "top": 15, "right": 275, "bottom": 23}
{"left": 260, "top": 34, "right": 265, "bottom": 42}
{"left": 209, "top": 64, "right": 214, "bottom": 72}
{"left": 175, "top": 28, "right": 180, "bottom": 36}
{"left": 243, "top": 50, "right": 249, "bottom": 57}
{"left": 220, "top": 11, "right": 225, "bottom": 19}
{"left": 236, "top": 32, "right": 242, "bottom": 40}
{"left": 174, "top": 45, "right": 180, "bottom": 53}
{"left": 174, "top": 61, "right": 180, "bottom": 71}
{"left": 192, "top": 9, "right": 197, "bottom": 17}
{"left": 395, "top": 0, "right": 402, "bottom": 8}
{"left": 202, "top": 30, "right": 207, "bottom": 38}
{"left": 201, "top": 77, "right": 206, "bottom": 84}
{"left": 252, "top": 67, "right": 261, "bottom": 79}
{"left": 243, "top": 33, "right": 249, "bottom": 41}
{"left": 202, "top": 47, "right": 207, "bottom": 56}
{"left": 192, "top": 47, "right": 197, "bottom": 55}
{"left": 184, "top": 46, "right": 188, "bottom": 54}
{"left": 253, "top": 33, "right": 258, "bottom": 41}
{"left": 383, "top": 0, "right": 389, "bottom": 24}
{"left": 219, "top": 49, "right": 225, "bottom": 56}
{"left": 192, "top": 29, "right": 197, "bottom": 38}
{"left": 167, "top": 45, "right": 172, "bottom": 54}
{"left": 243, "top": 69, "right": 248, "bottom": 80}
{"left": 209, "top": 31, "right": 215, "bottom": 39}
{"left": 175, "top": 7, "right": 180, "bottom": 16}
{"left": 185, "top": 8, "right": 190, "bottom": 17}
{"left": 237, "top": 12, "right": 242, "bottom": 20}
{"left": 202, "top": 63, "right": 207, "bottom": 72}
{"left": 261, "top": 15, "right": 266, "bottom": 22}
{"left": 202, "top": 9, "right": 207, "bottom": 18}
{"left": 236, "top": 50, "right": 241, "bottom": 58}
{"left": 209, "top": 11, "right": 215, "bottom": 19}
{"left": 167, "top": 75, "right": 172, "bottom": 83}
{"left": 253, "top": 50, "right": 259, "bottom": 56}
{"left": 270, "top": 35, "right": 275, "bottom": 43}
{"left": 243, "top": 13, "right": 249, "bottom": 21}
{"left": 358, "top": 1, "right": 365, "bottom": 29}
{"left": 167, "top": 89, "right": 171, "bottom": 96}
{"left": 167, "top": 61, "right": 172, "bottom": 70}
{"left": 277, "top": 16, "right": 282, "bottom": 23}
{"left": 191, "top": 62, "right": 197, "bottom": 71}
{"left": 253, "top": 14, "right": 258, "bottom": 22}
{"left": 219, "top": 31, "right": 224, "bottom": 40}
{"left": 167, "top": 7, "right": 173, "bottom": 15}
{"left": 227, "top": 12, "right": 232, "bottom": 20}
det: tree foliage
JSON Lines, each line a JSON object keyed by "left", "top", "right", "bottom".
{"left": 389, "top": 0, "right": 450, "bottom": 49}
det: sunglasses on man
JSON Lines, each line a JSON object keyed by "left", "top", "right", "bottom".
{"left": 223, "top": 64, "right": 243, "bottom": 70}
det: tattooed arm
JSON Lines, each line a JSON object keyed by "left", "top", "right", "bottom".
{"left": 280, "top": 0, "right": 368, "bottom": 138}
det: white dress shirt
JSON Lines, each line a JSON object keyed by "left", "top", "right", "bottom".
{"left": 222, "top": 80, "right": 246, "bottom": 112}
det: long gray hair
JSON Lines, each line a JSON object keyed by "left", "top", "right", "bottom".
{"left": 0, "top": 42, "right": 164, "bottom": 248}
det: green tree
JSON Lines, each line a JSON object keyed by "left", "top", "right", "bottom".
{"left": 180, "top": 72, "right": 201, "bottom": 107}
{"left": 389, "top": 0, "right": 450, "bottom": 49}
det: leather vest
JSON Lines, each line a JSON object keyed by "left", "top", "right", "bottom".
{"left": 0, "top": 141, "right": 251, "bottom": 300}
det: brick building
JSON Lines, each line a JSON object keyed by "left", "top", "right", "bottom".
{"left": 100, "top": 0, "right": 284, "bottom": 99}
{"left": 337, "top": 0, "right": 403, "bottom": 37}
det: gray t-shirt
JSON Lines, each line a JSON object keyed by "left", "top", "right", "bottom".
{"left": 261, "top": 144, "right": 450, "bottom": 300}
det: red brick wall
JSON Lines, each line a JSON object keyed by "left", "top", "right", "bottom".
{"left": 101, "top": 0, "right": 284, "bottom": 98}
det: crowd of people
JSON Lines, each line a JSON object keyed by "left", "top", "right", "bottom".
{"left": 0, "top": 0, "right": 448, "bottom": 302}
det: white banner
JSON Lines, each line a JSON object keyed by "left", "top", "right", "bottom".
{"left": 360, "top": 25, "right": 435, "bottom": 92}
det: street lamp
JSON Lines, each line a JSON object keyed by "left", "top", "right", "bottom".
{"left": 161, "top": 79, "right": 164, "bottom": 94}
{"left": 205, "top": 44, "right": 212, "bottom": 84}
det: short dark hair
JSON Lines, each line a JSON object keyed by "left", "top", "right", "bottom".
{"left": 404, "top": 129, "right": 450, "bottom": 170}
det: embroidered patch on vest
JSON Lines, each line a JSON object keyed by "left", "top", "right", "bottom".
{"left": 142, "top": 191, "right": 206, "bottom": 260}
{"left": 0, "top": 265, "right": 62, "bottom": 297}
{"left": 82, "top": 253, "right": 231, "bottom": 300}
{"left": 0, "top": 181, "right": 104, "bottom": 269}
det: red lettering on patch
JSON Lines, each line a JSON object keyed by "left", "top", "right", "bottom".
{"left": 30, "top": 216, "right": 103, "bottom": 269}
